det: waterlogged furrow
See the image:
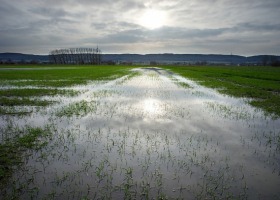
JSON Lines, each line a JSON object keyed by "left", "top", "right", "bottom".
{"left": 0, "top": 68, "right": 279, "bottom": 199}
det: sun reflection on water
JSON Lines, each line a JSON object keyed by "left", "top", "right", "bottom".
{"left": 144, "top": 98, "right": 156, "bottom": 113}
{"left": 142, "top": 98, "right": 164, "bottom": 118}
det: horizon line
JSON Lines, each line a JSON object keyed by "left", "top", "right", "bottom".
{"left": 1, "top": 52, "right": 280, "bottom": 57}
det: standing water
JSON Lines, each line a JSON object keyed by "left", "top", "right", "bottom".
{"left": 1, "top": 68, "right": 279, "bottom": 199}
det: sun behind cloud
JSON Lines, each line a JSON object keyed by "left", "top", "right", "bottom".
{"left": 139, "top": 9, "right": 166, "bottom": 29}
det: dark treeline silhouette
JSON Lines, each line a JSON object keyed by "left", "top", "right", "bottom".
{"left": 49, "top": 48, "right": 101, "bottom": 64}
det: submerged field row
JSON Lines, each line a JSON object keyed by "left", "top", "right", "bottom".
{"left": 0, "top": 67, "right": 279, "bottom": 199}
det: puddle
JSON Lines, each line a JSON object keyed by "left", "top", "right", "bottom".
{"left": 1, "top": 68, "right": 279, "bottom": 199}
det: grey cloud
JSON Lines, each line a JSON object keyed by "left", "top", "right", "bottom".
{"left": 91, "top": 21, "right": 142, "bottom": 32}
{"left": 0, "top": 2, "right": 30, "bottom": 29}
{"left": 82, "top": 26, "right": 227, "bottom": 46}
{"left": 236, "top": 23, "right": 280, "bottom": 31}
{"left": 77, "top": 0, "right": 115, "bottom": 5}
{"left": 148, "top": 27, "right": 227, "bottom": 40}
{"left": 0, "top": 0, "right": 279, "bottom": 55}
{"left": 82, "top": 29, "right": 145, "bottom": 44}
{"left": 29, "top": 7, "right": 68, "bottom": 18}
{"left": 116, "top": 0, "right": 145, "bottom": 10}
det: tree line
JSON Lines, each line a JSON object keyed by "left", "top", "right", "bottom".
{"left": 49, "top": 48, "right": 102, "bottom": 64}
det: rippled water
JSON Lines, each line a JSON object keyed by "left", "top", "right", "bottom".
{"left": 1, "top": 67, "right": 279, "bottom": 199}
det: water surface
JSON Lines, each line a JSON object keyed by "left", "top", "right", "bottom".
{"left": 1, "top": 67, "right": 279, "bottom": 199}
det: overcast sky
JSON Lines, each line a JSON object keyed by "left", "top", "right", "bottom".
{"left": 0, "top": 0, "right": 279, "bottom": 55}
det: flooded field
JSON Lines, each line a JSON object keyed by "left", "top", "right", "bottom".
{"left": 0, "top": 67, "right": 279, "bottom": 199}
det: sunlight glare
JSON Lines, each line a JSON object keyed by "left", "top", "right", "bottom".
{"left": 139, "top": 9, "right": 166, "bottom": 29}
{"left": 142, "top": 98, "right": 165, "bottom": 118}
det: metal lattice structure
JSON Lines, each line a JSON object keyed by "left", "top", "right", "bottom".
{"left": 49, "top": 47, "right": 102, "bottom": 64}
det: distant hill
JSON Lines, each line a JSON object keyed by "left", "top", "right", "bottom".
{"left": 0, "top": 52, "right": 279, "bottom": 65}
{"left": 0, "top": 53, "right": 49, "bottom": 63}
{"left": 102, "top": 54, "right": 280, "bottom": 65}
{"left": 103, "top": 54, "right": 244, "bottom": 64}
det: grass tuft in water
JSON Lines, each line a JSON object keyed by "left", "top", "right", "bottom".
{"left": 56, "top": 100, "right": 96, "bottom": 117}
{"left": 0, "top": 126, "right": 52, "bottom": 184}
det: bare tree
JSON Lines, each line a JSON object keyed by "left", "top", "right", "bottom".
{"left": 49, "top": 47, "right": 102, "bottom": 65}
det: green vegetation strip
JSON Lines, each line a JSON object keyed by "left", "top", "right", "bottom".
{"left": 0, "top": 126, "right": 52, "bottom": 184}
{"left": 0, "top": 89, "right": 79, "bottom": 97}
{"left": 56, "top": 100, "right": 96, "bottom": 117}
{"left": 0, "top": 65, "right": 136, "bottom": 112}
{"left": 0, "top": 107, "right": 32, "bottom": 115}
{"left": 0, "top": 65, "right": 136, "bottom": 87}
{"left": 164, "top": 66, "right": 280, "bottom": 117}
{"left": 0, "top": 97, "right": 53, "bottom": 107}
